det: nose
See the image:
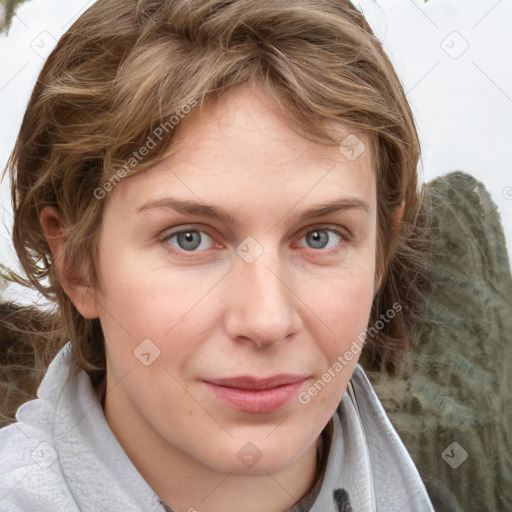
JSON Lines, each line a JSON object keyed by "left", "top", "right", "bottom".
{"left": 224, "top": 250, "right": 302, "bottom": 348}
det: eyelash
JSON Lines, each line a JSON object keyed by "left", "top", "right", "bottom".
{"left": 159, "top": 224, "right": 350, "bottom": 259}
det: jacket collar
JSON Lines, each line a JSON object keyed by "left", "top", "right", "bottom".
{"left": 306, "top": 366, "right": 434, "bottom": 511}
{"left": 31, "top": 343, "right": 433, "bottom": 511}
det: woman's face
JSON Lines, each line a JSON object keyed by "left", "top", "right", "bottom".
{"left": 93, "top": 84, "right": 377, "bottom": 478}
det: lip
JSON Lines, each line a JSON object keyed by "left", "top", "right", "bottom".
{"left": 202, "top": 375, "right": 308, "bottom": 413}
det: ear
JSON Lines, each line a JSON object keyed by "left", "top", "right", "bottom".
{"left": 40, "top": 207, "right": 99, "bottom": 319}
{"left": 373, "top": 202, "right": 405, "bottom": 294}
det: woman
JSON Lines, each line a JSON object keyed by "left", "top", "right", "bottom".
{"left": 0, "top": 0, "right": 434, "bottom": 510}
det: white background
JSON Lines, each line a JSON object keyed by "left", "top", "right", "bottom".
{"left": 1, "top": 0, "right": 511, "bottom": 303}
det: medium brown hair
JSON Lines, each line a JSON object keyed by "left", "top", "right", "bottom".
{"left": 4, "top": 0, "right": 426, "bottom": 405}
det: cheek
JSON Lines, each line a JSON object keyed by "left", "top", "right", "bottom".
{"left": 95, "top": 251, "right": 222, "bottom": 366}
{"left": 292, "top": 265, "right": 375, "bottom": 432}
{"left": 302, "top": 260, "right": 376, "bottom": 354}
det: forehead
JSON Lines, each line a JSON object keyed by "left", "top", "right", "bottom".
{"left": 110, "top": 84, "right": 376, "bottom": 219}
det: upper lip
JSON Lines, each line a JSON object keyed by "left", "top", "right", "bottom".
{"left": 203, "top": 375, "right": 308, "bottom": 391}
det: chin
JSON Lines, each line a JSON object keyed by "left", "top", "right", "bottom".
{"left": 202, "top": 431, "right": 314, "bottom": 476}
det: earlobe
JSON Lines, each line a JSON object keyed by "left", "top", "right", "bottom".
{"left": 40, "top": 207, "right": 100, "bottom": 319}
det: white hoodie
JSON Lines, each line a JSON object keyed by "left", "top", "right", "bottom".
{"left": 0, "top": 342, "right": 434, "bottom": 512}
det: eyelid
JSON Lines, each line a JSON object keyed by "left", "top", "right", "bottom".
{"left": 160, "top": 224, "right": 215, "bottom": 240}
{"left": 296, "top": 223, "right": 351, "bottom": 241}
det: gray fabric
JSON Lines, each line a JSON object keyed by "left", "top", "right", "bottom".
{"left": 0, "top": 341, "right": 434, "bottom": 511}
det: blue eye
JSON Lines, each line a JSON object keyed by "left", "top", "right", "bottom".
{"left": 165, "top": 230, "right": 214, "bottom": 252}
{"left": 300, "top": 228, "right": 343, "bottom": 250}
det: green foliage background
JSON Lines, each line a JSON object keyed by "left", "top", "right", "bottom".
{"left": 0, "top": 0, "right": 31, "bottom": 34}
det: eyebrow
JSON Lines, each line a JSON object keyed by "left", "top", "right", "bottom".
{"left": 136, "top": 197, "right": 370, "bottom": 224}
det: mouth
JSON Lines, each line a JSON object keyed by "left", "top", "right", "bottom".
{"left": 201, "top": 375, "right": 308, "bottom": 413}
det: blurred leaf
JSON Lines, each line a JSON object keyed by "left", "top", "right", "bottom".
{"left": 0, "top": 0, "right": 32, "bottom": 34}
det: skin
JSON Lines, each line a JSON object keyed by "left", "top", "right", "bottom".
{"left": 42, "top": 84, "right": 378, "bottom": 512}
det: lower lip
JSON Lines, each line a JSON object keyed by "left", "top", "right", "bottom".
{"left": 203, "top": 380, "right": 307, "bottom": 413}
